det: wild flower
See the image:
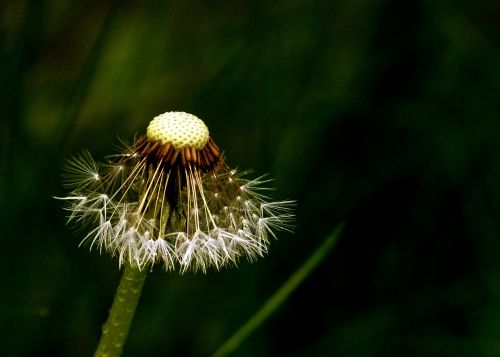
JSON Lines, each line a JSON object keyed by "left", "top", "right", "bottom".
{"left": 57, "top": 112, "right": 294, "bottom": 272}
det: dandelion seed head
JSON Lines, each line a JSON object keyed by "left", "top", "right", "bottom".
{"left": 57, "top": 111, "right": 295, "bottom": 273}
{"left": 147, "top": 111, "right": 209, "bottom": 150}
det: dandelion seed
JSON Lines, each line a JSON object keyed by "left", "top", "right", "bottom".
{"left": 57, "top": 111, "right": 295, "bottom": 272}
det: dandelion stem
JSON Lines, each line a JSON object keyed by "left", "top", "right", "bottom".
{"left": 94, "top": 264, "right": 148, "bottom": 357}
{"left": 212, "top": 223, "right": 345, "bottom": 357}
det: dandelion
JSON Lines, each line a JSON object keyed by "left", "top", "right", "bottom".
{"left": 58, "top": 111, "right": 295, "bottom": 273}
{"left": 58, "top": 111, "right": 295, "bottom": 356}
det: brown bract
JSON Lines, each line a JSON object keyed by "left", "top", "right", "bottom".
{"left": 132, "top": 136, "right": 221, "bottom": 171}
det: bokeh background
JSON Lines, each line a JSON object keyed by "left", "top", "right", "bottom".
{"left": 2, "top": 0, "right": 500, "bottom": 356}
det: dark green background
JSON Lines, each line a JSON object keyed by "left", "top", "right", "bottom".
{"left": 1, "top": 1, "right": 500, "bottom": 356}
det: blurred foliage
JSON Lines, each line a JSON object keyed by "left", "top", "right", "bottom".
{"left": 1, "top": 0, "right": 500, "bottom": 356}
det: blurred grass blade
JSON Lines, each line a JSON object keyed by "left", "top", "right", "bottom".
{"left": 212, "top": 223, "right": 345, "bottom": 357}
{"left": 55, "top": 1, "right": 118, "bottom": 152}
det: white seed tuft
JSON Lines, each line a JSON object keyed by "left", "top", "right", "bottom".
{"left": 57, "top": 112, "right": 295, "bottom": 273}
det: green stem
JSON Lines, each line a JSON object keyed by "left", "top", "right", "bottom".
{"left": 212, "top": 223, "right": 345, "bottom": 357}
{"left": 95, "top": 264, "right": 148, "bottom": 357}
